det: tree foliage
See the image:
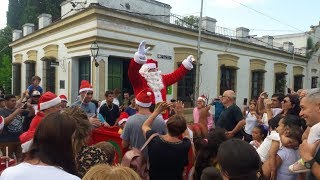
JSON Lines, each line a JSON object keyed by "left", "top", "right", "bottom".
{"left": 174, "top": 15, "right": 200, "bottom": 30}
{"left": 1, "top": 0, "right": 64, "bottom": 94}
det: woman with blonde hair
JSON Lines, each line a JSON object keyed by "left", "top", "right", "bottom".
{"left": 82, "top": 164, "right": 141, "bottom": 180}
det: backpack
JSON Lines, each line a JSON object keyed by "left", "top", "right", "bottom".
{"left": 121, "top": 133, "right": 158, "bottom": 180}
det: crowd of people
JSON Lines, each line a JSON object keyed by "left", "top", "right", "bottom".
{"left": 0, "top": 40, "right": 319, "bottom": 180}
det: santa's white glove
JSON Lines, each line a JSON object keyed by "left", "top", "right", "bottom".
{"left": 182, "top": 55, "right": 194, "bottom": 70}
{"left": 134, "top": 40, "right": 150, "bottom": 64}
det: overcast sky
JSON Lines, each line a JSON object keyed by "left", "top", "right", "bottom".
{"left": 1, "top": 0, "right": 320, "bottom": 37}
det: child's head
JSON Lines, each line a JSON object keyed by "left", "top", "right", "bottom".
{"left": 93, "top": 142, "right": 115, "bottom": 165}
{"left": 252, "top": 124, "right": 268, "bottom": 141}
{"left": 276, "top": 114, "right": 304, "bottom": 135}
{"left": 281, "top": 125, "right": 303, "bottom": 148}
{"left": 31, "top": 76, "right": 41, "bottom": 86}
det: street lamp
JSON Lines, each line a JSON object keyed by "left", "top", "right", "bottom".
{"left": 90, "top": 41, "right": 99, "bottom": 67}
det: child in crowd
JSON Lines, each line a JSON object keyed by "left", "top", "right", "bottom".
{"left": 26, "top": 76, "right": 43, "bottom": 96}
{"left": 289, "top": 121, "right": 320, "bottom": 173}
{"left": 250, "top": 124, "right": 268, "bottom": 149}
{"left": 275, "top": 125, "right": 302, "bottom": 180}
{"left": 117, "top": 112, "right": 129, "bottom": 134}
{"left": 93, "top": 142, "right": 116, "bottom": 165}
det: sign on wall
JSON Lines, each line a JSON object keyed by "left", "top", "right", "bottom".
{"left": 157, "top": 54, "right": 172, "bottom": 60}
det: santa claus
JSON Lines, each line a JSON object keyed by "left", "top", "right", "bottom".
{"left": 129, "top": 40, "right": 194, "bottom": 119}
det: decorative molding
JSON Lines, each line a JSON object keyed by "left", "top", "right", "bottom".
{"left": 293, "top": 66, "right": 304, "bottom": 76}
{"left": 250, "top": 59, "right": 266, "bottom": 71}
{"left": 14, "top": 54, "right": 23, "bottom": 63}
{"left": 26, "top": 50, "right": 37, "bottom": 62}
{"left": 274, "top": 63, "right": 287, "bottom": 74}
{"left": 218, "top": 54, "right": 239, "bottom": 68}
{"left": 43, "top": 44, "right": 58, "bottom": 58}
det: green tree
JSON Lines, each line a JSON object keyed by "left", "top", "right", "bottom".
{"left": 7, "top": 0, "right": 22, "bottom": 29}
{"left": 174, "top": 15, "right": 199, "bottom": 30}
{"left": 0, "top": 26, "right": 13, "bottom": 94}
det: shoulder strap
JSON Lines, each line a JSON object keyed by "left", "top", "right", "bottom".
{"left": 140, "top": 133, "right": 159, "bottom": 151}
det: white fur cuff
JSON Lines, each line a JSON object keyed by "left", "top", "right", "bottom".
{"left": 182, "top": 59, "right": 193, "bottom": 70}
{"left": 134, "top": 52, "right": 147, "bottom": 64}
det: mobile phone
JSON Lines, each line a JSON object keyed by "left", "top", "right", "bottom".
{"left": 287, "top": 88, "right": 291, "bottom": 94}
{"left": 243, "top": 98, "right": 248, "bottom": 105}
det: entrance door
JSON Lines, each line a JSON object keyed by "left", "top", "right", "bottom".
{"left": 79, "top": 57, "right": 91, "bottom": 87}
{"left": 108, "top": 56, "right": 133, "bottom": 96}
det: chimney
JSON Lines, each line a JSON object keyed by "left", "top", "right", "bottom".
{"left": 283, "top": 42, "right": 294, "bottom": 53}
{"left": 202, "top": 16, "right": 217, "bottom": 33}
{"left": 38, "top": 14, "right": 52, "bottom": 29}
{"left": 22, "top": 23, "right": 35, "bottom": 36}
{"left": 12, "top": 30, "right": 22, "bottom": 41}
{"left": 262, "top": 35, "right": 274, "bottom": 48}
{"left": 236, "top": 27, "right": 250, "bottom": 42}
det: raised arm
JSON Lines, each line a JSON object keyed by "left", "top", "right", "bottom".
{"left": 142, "top": 102, "right": 170, "bottom": 138}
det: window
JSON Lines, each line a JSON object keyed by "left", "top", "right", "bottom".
{"left": 251, "top": 71, "right": 264, "bottom": 100}
{"left": 79, "top": 57, "right": 91, "bottom": 86}
{"left": 294, "top": 75, "right": 303, "bottom": 92}
{"left": 12, "top": 63, "right": 21, "bottom": 95}
{"left": 220, "top": 66, "right": 236, "bottom": 94}
{"left": 275, "top": 73, "right": 286, "bottom": 94}
{"left": 43, "top": 59, "right": 56, "bottom": 93}
{"left": 312, "top": 76, "right": 318, "bottom": 88}
{"left": 25, "top": 62, "right": 35, "bottom": 88}
{"left": 177, "top": 64, "right": 196, "bottom": 107}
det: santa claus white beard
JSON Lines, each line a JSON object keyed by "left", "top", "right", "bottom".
{"left": 143, "top": 71, "right": 164, "bottom": 92}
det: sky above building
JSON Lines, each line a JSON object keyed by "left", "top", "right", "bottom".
{"left": 1, "top": 0, "right": 320, "bottom": 37}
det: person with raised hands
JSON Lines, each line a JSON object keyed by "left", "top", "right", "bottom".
{"left": 142, "top": 101, "right": 191, "bottom": 180}
{"left": 129, "top": 40, "right": 194, "bottom": 119}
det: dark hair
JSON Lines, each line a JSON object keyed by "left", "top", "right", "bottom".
{"left": 272, "top": 93, "right": 285, "bottom": 102}
{"left": 91, "top": 99, "right": 99, "bottom": 109}
{"left": 31, "top": 75, "right": 41, "bottom": 82}
{"left": 29, "top": 112, "right": 78, "bottom": 176}
{"left": 105, "top": 90, "right": 113, "bottom": 97}
{"left": 282, "top": 114, "right": 304, "bottom": 129}
{"left": 285, "top": 125, "right": 303, "bottom": 145}
{"left": 268, "top": 115, "right": 283, "bottom": 130}
{"left": 255, "top": 124, "right": 268, "bottom": 140}
{"left": 170, "top": 99, "right": 177, "bottom": 103}
{"left": 129, "top": 95, "right": 135, "bottom": 101}
{"left": 217, "top": 139, "right": 263, "bottom": 180}
{"left": 194, "top": 128, "right": 227, "bottom": 180}
{"left": 63, "top": 107, "right": 92, "bottom": 153}
{"left": 4, "top": 94, "right": 16, "bottom": 101}
{"left": 166, "top": 115, "right": 187, "bottom": 137}
{"left": 285, "top": 94, "right": 301, "bottom": 116}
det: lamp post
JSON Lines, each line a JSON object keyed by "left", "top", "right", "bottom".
{"left": 90, "top": 41, "right": 99, "bottom": 67}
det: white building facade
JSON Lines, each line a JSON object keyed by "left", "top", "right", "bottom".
{"left": 10, "top": 1, "right": 315, "bottom": 107}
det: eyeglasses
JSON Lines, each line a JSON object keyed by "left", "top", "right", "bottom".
{"left": 86, "top": 92, "right": 93, "bottom": 95}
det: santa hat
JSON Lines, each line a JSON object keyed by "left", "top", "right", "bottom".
{"left": 198, "top": 95, "right": 207, "bottom": 105}
{"left": 59, "top": 95, "right": 68, "bottom": 102}
{"left": 139, "top": 59, "right": 158, "bottom": 74}
{"left": 0, "top": 116, "right": 4, "bottom": 132}
{"left": 79, "top": 80, "right": 93, "bottom": 93}
{"left": 118, "top": 112, "right": 129, "bottom": 125}
{"left": 135, "top": 88, "right": 153, "bottom": 107}
{"left": 38, "top": 91, "right": 61, "bottom": 111}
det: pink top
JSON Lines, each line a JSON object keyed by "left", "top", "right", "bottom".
{"left": 193, "top": 108, "right": 214, "bottom": 130}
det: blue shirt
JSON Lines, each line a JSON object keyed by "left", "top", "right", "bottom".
{"left": 71, "top": 100, "right": 97, "bottom": 117}
{"left": 27, "top": 85, "right": 43, "bottom": 95}
{"left": 212, "top": 101, "right": 224, "bottom": 123}
{"left": 124, "top": 107, "right": 137, "bottom": 116}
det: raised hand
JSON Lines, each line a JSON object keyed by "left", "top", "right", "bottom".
{"left": 186, "top": 55, "right": 196, "bottom": 63}
{"left": 155, "top": 102, "right": 170, "bottom": 114}
{"left": 175, "top": 101, "right": 184, "bottom": 115}
{"left": 138, "top": 40, "right": 150, "bottom": 55}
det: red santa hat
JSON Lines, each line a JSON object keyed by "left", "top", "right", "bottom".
{"left": 79, "top": 80, "right": 93, "bottom": 93}
{"left": 38, "top": 91, "right": 61, "bottom": 111}
{"left": 139, "top": 59, "right": 158, "bottom": 74}
{"left": 0, "top": 116, "right": 4, "bottom": 132}
{"left": 59, "top": 94, "right": 68, "bottom": 102}
{"left": 198, "top": 95, "right": 208, "bottom": 105}
{"left": 135, "top": 88, "right": 153, "bottom": 107}
{"left": 118, "top": 112, "right": 129, "bottom": 125}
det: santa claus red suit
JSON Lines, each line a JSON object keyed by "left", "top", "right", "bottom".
{"left": 129, "top": 40, "right": 194, "bottom": 119}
